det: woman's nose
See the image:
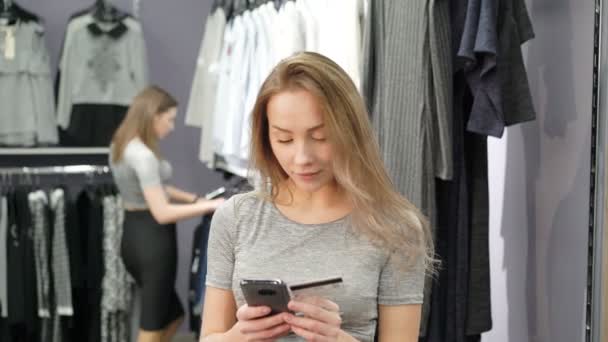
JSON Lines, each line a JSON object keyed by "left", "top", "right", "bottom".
{"left": 294, "top": 141, "right": 314, "bottom": 165}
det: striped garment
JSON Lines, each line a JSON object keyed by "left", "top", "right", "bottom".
{"left": 362, "top": 0, "right": 453, "bottom": 335}
{"left": 50, "top": 188, "right": 74, "bottom": 317}
{"left": 28, "top": 190, "right": 51, "bottom": 319}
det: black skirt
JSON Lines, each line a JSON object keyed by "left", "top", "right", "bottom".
{"left": 121, "top": 210, "right": 184, "bottom": 331}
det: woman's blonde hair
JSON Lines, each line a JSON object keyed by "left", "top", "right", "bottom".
{"left": 111, "top": 85, "right": 177, "bottom": 163}
{"left": 250, "top": 51, "right": 435, "bottom": 271}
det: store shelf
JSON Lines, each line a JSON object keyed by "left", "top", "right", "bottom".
{"left": 0, "top": 147, "right": 109, "bottom": 155}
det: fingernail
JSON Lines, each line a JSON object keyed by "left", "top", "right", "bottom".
{"left": 284, "top": 314, "right": 292, "bottom": 322}
{"left": 262, "top": 307, "right": 271, "bottom": 314}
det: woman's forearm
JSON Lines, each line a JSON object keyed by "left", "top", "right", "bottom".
{"left": 151, "top": 202, "right": 215, "bottom": 224}
{"left": 165, "top": 185, "right": 198, "bottom": 203}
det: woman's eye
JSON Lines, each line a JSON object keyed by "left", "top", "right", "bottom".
{"left": 312, "top": 136, "right": 326, "bottom": 141}
{"left": 277, "top": 139, "right": 293, "bottom": 143}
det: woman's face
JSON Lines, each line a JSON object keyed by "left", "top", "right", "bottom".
{"left": 267, "top": 89, "right": 336, "bottom": 193}
{"left": 154, "top": 107, "right": 177, "bottom": 139}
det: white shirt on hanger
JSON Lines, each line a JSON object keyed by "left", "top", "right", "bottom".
{"left": 241, "top": 6, "right": 271, "bottom": 160}
{"left": 316, "top": 0, "right": 362, "bottom": 90}
{"left": 185, "top": 8, "right": 226, "bottom": 128}
{"left": 211, "top": 20, "right": 235, "bottom": 162}
{"left": 261, "top": 2, "right": 280, "bottom": 67}
{"left": 222, "top": 10, "right": 255, "bottom": 161}
{"left": 274, "top": 0, "right": 305, "bottom": 62}
{"left": 297, "top": 0, "right": 319, "bottom": 52}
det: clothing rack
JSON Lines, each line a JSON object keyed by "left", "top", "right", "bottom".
{"left": 0, "top": 165, "right": 112, "bottom": 185}
{"left": 0, "top": 164, "right": 110, "bottom": 175}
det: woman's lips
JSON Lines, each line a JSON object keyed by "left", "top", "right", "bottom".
{"left": 295, "top": 170, "right": 321, "bottom": 180}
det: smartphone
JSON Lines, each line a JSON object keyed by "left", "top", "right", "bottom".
{"left": 204, "top": 186, "right": 226, "bottom": 200}
{"left": 239, "top": 279, "right": 293, "bottom": 315}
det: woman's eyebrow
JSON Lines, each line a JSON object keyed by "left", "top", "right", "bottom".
{"left": 270, "top": 124, "right": 324, "bottom": 132}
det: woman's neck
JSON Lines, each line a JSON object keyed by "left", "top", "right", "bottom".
{"left": 276, "top": 180, "right": 348, "bottom": 210}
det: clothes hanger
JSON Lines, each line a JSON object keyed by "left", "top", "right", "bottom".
{"left": 212, "top": 0, "right": 223, "bottom": 12}
{"left": 220, "top": 0, "right": 234, "bottom": 20}
{"left": 0, "top": 0, "right": 17, "bottom": 25}
{"left": 12, "top": 2, "right": 39, "bottom": 23}
{"left": 92, "top": 0, "right": 127, "bottom": 23}
{"left": 233, "top": 0, "right": 247, "bottom": 17}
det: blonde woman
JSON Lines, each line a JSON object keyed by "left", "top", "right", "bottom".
{"left": 200, "top": 52, "right": 434, "bottom": 342}
{"left": 110, "top": 86, "right": 224, "bottom": 342}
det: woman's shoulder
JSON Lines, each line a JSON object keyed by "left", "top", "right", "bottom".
{"left": 216, "top": 190, "right": 268, "bottom": 220}
{"left": 123, "top": 138, "right": 155, "bottom": 160}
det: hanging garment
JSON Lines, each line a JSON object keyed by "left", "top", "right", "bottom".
{"left": 56, "top": 13, "right": 148, "bottom": 146}
{"left": 187, "top": 7, "right": 227, "bottom": 168}
{"left": 297, "top": 0, "right": 319, "bottom": 52}
{"left": 29, "top": 190, "right": 52, "bottom": 320}
{"left": 101, "top": 195, "right": 132, "bottom": 342}
{"left": 0, "top": 194, "right": 10, "bottom": 337}
{"left": 185, "top": 7, "right": 226, "bottom": 129}
{"left": 0, "top": 196, "right": 8, "bottom": 318}
{"left": 273, "top": 0, "right": 305, "bottom": 61}
{"left": 77, "top": 188, "right": 105, "bottom": 342}
{"left": 64, "top": 189, "right": 88, "bottom": 342}
{"left": 29, "top": 190, "right": 55, "bottom": 342}
{"left": 7, "top": 188, "right": 39, "bottom": 340}
{"left": 240, "top": 7, "right": 267, "bottom": 160}
{"left": 188, "top": 214, "right": 213, "bottom": 335}
{"left": 0, "top": 21, "right": 58, "bottom": 146}
{"left": 61, "top": 103, "right": 129, "bottom": 147}
{"left": 220, "top": 10, "right": 253, "bottom": 160}
{"left": 425, "top": 74, "right": 480, "bottom": 342}
{"left": 50, "top": 188, "right": 74, "bottom": 318}
{"left": 362, "top": 0, "right": 453, "bottom": 333}
{"left": 455, "top": 0, "right": 536, "bottom": 137}
{"left": 316, "top": 0, "right": 362, "bottom": 89}
{"left": 362, "top": 0, "right": 453, "bottom": 218}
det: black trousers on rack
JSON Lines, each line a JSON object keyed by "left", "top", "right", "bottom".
{"left": 189, "top": 214, "right": 213, "bottom": 335}
{"left": 6, "top": 188, "right": 39, "bottom": 342}
{"left": 421, "top": 73, "right": 491, "bottom": 342}
{"left": 77, "top": 188, "right": 105, "bottom": 342}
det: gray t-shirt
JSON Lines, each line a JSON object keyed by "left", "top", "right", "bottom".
{"left": 206, "top": 192, "right": 425, "bottom": 341}
{"left": 109, "top": 139, "right": 172, "bottom": 209}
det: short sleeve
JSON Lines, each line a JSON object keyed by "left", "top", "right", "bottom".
{"left": 123, "top": 144, "right": 162, "bottom": 189}
{"left": 378, "top": 252, "right": 425, "bottom": 305}
{"left": 205, "top": 197, "right": 238, "bottom": 289}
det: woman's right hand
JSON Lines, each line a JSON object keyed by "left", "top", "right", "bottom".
{"left": 227, "top": 304, "right": 291, "bottom": 342}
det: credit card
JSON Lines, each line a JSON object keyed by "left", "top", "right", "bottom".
{"left": 289, "top": 277, "right": 342, "bottom": 294}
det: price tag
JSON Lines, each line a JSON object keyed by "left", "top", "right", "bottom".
{"left": 5, "top": 28, "right": 15, "bottom": 60}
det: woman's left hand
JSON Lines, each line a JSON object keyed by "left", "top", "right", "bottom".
{"left": 285, "top": 296, "right": 343, "bottom": 341}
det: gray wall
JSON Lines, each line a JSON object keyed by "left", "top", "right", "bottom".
{"left": 15, "top": 0, "right": 222, "bottom": 332}
{"left": 483, "top": 0, "right": 593, "bottom": 341}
